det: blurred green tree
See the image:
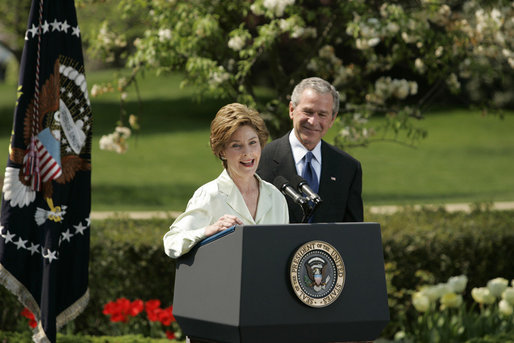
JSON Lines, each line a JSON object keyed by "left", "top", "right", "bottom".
{"left": 0, "top": 0, "right": 31, "bottom": 62}
{"left": 87, "top": 0, "right": 513, "bottom": 151}
{"left": 4, "top": 0, "right": 513, "bottom": 151}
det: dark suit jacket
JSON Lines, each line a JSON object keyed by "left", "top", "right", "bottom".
{"left": 257, "top": 132, "right": 363, "bottom": 223}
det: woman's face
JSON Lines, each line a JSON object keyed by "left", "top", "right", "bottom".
{"left": 222, "top": 125, "right": 261, "bottom": 181}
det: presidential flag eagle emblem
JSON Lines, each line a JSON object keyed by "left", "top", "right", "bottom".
{"left": 0, "top": 0, "right": 91, "bottom": 342}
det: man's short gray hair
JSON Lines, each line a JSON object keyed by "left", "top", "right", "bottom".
{"left": 290, "top": 77, "right": 340, "bottom": 117}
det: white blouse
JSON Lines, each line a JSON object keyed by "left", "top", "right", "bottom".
{"left": 163, "top": 169, "right": 289, "bottom": 258}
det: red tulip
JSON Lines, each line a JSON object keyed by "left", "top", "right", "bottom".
{"left": 145, "top": 299, "right": 161, "bottom": 312}
{"left": 102, "top": 301, "right": 118, "bottom": 315}
{"left": 20, "top": 308, "right": 38, "bottom": 328}
{"left": 166, "top": 330, "right": 176, "bottom": 340}
{"left": 129, "top": 299, "right": 144, "bottom": 316}
{"left": 159, "top": 306, "right": 176, "bottom": 326}
{"left": 21, "top": 308, "right": 35, "bottom": 320}
{"left": 29, "top": 319, "right": 38, "bottom": 328}
{"left": 147, "top": 307, "right": 162, "bottom": 322}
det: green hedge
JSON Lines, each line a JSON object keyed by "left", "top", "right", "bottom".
{"left": 0, "top": 217, "right": 176, "bottom": 336}
{"left": 465, "top": 331, "right": 514, "bottom": 343}
{"left": 1, "top": 208, "right": 513, "bottom": 338}
{"left": 377, "top": 206, "right": 514, "bottom": 290}
{"left": 0, "top": 331, "right": 175, "bottom": 343}
{"left": 375, "top": 206, "right": 514, "bottom": 339}
{"left": 78, "top": 217, "right": 176, "bottom": 335}
{"left": 1, "top": 330, "right": 512, "bottom": 343}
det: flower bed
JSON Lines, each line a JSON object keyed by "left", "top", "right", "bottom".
{"left": 102, "top": 298, "right": 180, "bottom": 340}
{"left": 1, "top": 208, "right": 513, "bottom": 341}
{"left": 395, "top": 276, "right": 514, "bottom": 342}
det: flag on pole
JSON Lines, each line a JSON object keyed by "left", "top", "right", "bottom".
{"left": 0, "top": 0, "right": 91, "bottom": 342}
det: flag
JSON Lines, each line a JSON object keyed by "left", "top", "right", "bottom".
{"left": 0, "top": 0, "right": 91, "bottom": 342}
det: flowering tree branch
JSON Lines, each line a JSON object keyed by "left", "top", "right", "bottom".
{"left": 84, "top": 0, "right": 514, "bottom": 152}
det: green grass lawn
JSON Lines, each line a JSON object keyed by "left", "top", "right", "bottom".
{"left": 1, "top": 70, "right": 513, "bottom": 211}
{"left": 344, "top": 109, "right": 514, "bottom": 205}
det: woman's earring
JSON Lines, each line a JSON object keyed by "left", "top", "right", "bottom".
{"left": 220, "top": 155, "right": 226, "bottom": 161}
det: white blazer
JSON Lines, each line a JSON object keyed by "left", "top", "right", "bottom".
{"left": 163, "top": 169, "right": 289, "bottom": 258}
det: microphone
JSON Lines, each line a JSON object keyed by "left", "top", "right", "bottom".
{"left": 273, "top": 176, "right": 308, "bottom": 206}
{"left": 292, "top": 174, "right": 322, "bottom": 204}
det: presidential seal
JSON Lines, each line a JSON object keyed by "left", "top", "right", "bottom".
{"left": 290, "top": 240, "right": 345, "bottom": 308}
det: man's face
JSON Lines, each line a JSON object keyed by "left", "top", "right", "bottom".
{"left": 289, "top": 88, "right": 336, "bottom": 151}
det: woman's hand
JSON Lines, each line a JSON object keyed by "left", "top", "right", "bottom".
{"left": 204, "top": 214, "right": 243, "bottom": 237}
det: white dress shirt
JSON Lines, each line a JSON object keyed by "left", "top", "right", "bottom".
{"left": 289, "top": 130, "right": 321, "bottom": 184}
{"left": 163, "top": 169, "right": 289, "bottom": 258}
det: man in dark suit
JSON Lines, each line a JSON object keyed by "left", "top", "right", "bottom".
{"left": 257, "top": 77, "right": 363, "bottom": 223}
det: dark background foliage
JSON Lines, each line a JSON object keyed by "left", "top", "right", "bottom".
{"left": 1, "top": 208, "right": 513, "bottom": 338}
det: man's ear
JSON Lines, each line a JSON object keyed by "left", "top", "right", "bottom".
{"left": 328, "top": 113, "right": 337, "bottom": 128}
{"left": 289, "top": 101, "right": 295, "bottom": 119}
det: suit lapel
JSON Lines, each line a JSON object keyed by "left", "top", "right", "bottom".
{"left": 272, "top": 133, "right": 304, "bottom": 223}
{"left": 272, "top": 134, "right": 297, "bottom": 178}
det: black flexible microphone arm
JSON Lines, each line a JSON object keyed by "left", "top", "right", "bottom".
{"left": 301, "top": 200, "right": 322, "bottom": 223}
{"left": 300, "top": 202, "right": 313, "bottom": 224}
{"left": 291, "top": 175, "right": 323, "bottom": 223}
{"left": 273, "top": 175, "right": 323, "bottom": 223}
{"left": 273, "top": 176, "right": 311, "bottom": 222}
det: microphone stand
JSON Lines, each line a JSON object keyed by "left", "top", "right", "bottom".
{"left": 301, "top": 199, "right": 322, "bottom": 223}
{"left": 272, "top": 175, "right": 322, "bottom": 223}
{"left": 300, "top": 202, "right": 312, "bottom": 223}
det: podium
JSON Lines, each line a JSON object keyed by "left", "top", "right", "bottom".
{"left": 173, "top": 223, "right": 389, "bottom": 343}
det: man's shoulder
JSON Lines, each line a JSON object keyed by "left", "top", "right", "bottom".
{"left": 264, "top": 132, "right": 289, "bottom": 147}
{"left": 262, "top": 132, "right": 290, "bottom": 155}
{"left": 321, "top": 140, "right": 361, "bottom": 165}
{"left": 258, "top": 133, "right": 292, "bottom": 180}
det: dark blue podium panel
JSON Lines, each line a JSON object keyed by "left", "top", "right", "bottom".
{"left": 173, "top": 223, "right": 389, "bottom": 343}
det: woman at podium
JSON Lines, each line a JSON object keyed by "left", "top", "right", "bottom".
{"left": 163, "top": 103, "right": 289, "bottom": 258}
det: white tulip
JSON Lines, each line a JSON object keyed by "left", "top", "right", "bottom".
{"left": 471, "top": 287, "right": 495, "bottom": 305}
{"left": 499, "top": 299, "right": 513, "bottom": 316}
{"left": 412, "top": 291, "right": 431, "bottom": 312}
{"left": 440, "top": 292, "right": 463, "bottom": 309}
{"left": 502, "top": 287, "right": 514, "bottom": 306}
{"left": 487, "top": 277, "right": 509, "bottom": 298}
{"left": 448, "top": 275, "right": 468, "bottom": 293}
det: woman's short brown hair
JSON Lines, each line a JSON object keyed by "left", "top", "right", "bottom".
{"left": 210, "top": 103, "right": 269, "bottom": 168}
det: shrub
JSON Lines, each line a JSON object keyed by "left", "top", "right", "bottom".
{"left": 465, "top": 330, "right": 514, "bottom": 343}
{"left": 0, "top": 217, "right": 176, "bottom": 336}
{"left": 393, "top": 275, "right": 514, "bottom": 342}
{"left": 1, "top": 208, "right": 513, "bottom": 339}
{"left": 373, "top": 206, "right": 514, "bottom": 291}
{"left": 0, "top": 331, "right": 176, "bottom": 343}
{"left": 369, "top": 206, "right": 514, "bottom": 338}
{"left": 75, "top": 217, "right": 177, "bottom": 336}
